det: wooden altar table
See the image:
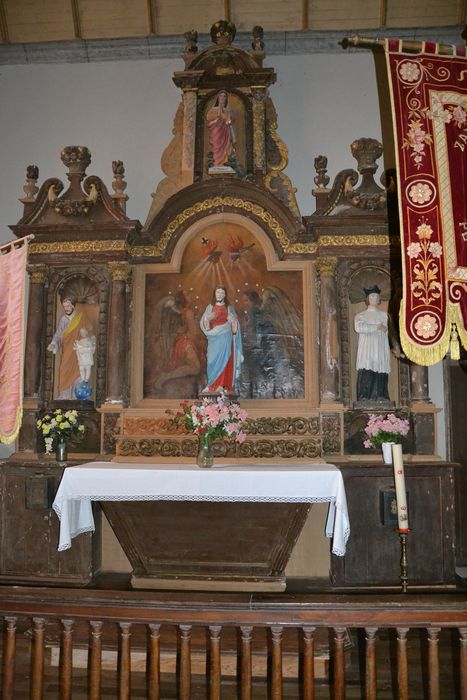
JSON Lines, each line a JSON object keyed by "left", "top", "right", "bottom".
{"left": 53, "top": 462, "right": 350, "bottom": 591}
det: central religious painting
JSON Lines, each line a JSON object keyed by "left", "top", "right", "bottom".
{"left": 142, "top": 222, "right": 305, "bottom": 401}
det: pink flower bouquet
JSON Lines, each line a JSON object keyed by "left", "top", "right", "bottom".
{"left": 363, "top": 413, "right": 410, "bottom": 449}
{"left": 167, "top": 391, "right": 248, "bottom": 444}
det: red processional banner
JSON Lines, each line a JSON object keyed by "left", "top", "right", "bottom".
{"left": 0, "top": 239, "right": 29, "bottom": 444}
{"left": 385, "top": 41, "right": 467, "bottom": 365}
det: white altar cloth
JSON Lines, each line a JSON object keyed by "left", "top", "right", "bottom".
{"left": 52, "top": 462, "right": 350, "bottom": 556}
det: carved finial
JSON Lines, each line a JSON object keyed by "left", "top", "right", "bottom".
{"left": 60, "top": 145, "right": 91, "bottom": 177}
{"left": 313, "top": 155, "right": 330, "bottom": 189}
{"left": 183, "top": 29, "right": 198, "bottom": 65}
{"left": 210, "top": 20, "right": 236, "bottom": 46}
{"left": 345, "top": 137, "right": 386, "bottom": 210}
{"left": 111, "top": 160, "right": 128, "bottom": 211}
{"left": 350, "top": 138, "right": 383, "bottom": 175}
{"left": 19, "top": 164, "right": 39, "bottom": 203}
{"left": 251, "top": 25, "right": 265, "bottom": 65}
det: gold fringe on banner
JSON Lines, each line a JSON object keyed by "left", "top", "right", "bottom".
{"left": 398, "top": 300, "right": 451, "bottom": 366}
{"left": 0, "top": 409, "right": 23, "bottom": 445}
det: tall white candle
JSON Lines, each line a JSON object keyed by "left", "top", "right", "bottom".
{"left": 391, "top": 444, "right": 409, "bottom": 531}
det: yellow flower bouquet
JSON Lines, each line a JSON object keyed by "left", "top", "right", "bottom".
{"left": 36, "top": 408, "right": 85, "bottom": 454}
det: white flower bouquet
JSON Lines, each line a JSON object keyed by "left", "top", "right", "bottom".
{"left": 36, "top": 408, "right": 85, "bottom": 454}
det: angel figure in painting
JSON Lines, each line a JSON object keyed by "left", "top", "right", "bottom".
{"left": 200, "top": 285, "right": 243, "bottom": 394}
{"left": 354, "top": 285, "right": 400, "bottom": 402}
{"left": 145, "top": 290, "right": 202, "bottom": 398}
{"left": 239, "top": 287, "right": 304, "bottom": 399}
{"left": 206, "top": 90, "right": 236, "bottom": 169}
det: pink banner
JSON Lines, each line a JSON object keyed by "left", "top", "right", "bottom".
{"left": 0, "top": 241, "right": 28, "bottom": 443}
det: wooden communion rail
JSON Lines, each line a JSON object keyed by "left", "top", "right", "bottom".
{"left": 0, "top": 587, "right": 466, "bottom": 699}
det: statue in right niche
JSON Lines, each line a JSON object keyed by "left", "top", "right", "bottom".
{"left": 354, "top": 285, "right": 400, "bottom": 402}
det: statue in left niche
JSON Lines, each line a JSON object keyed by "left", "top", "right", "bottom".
{"left": 48, "top": 296, "right": 95, "bottom": 400}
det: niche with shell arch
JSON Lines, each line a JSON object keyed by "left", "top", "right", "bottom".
{"left": 46, "top": 268, "right": 109, "bottom": 404}
{"left": 347, "top": 266, "right": 400, "bottom": 405}
{"left": 132, "top": 212, "right": 318, "bottom": 410}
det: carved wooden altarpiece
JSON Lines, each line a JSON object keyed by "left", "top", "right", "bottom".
{"left": 5, "top": 21, "right": 451, "bottom": 590}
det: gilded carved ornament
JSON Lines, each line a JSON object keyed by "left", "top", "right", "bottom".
{"left": 29, "top": 240, "right": 127, "bottom": 255}
{"left": 264, "top": 120, "right": 301, "bottom": 220}
{"left": 27, "top": 266, "right": 47, "bottom": 284}
{"left": 108, "top": 261, "right": 130, "bottom": 282}
{"left": 123, "top": 415, "right": 320, "bottom": 437}
{"left": 117, "top": 436, "right": 321, "bottom": 459}
{"left": 130, "top": 197, "right": 316, "bottom": 257}
{"left": 318, "top": 234, "right": 395, "bottom": 247}
{"left": 316, "top": 257, "right": 338, "bottom": 277}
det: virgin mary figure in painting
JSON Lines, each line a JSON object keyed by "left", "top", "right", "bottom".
{"left": 200, "top": 285, "right": 243, "bottom": 393}
{"left": 206, "top": 90, "right": 235, "bottom": 168}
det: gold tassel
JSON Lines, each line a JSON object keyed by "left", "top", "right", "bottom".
{"left": 450, "top": 323, "right": 460, "bottom": 361}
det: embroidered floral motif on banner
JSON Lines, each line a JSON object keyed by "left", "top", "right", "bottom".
{"left": 386, "top": 43, "right": 467, "bottom": 364}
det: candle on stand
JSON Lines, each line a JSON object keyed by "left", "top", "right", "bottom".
{"left": 391, "top": 443, "right": 409, "bottom": 532}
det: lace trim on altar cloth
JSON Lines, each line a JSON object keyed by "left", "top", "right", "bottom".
{"left": 57, "top": 494, "right": 339, "bottom": 503}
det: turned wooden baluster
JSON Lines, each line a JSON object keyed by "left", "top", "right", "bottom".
{"left": 240, "top": 626, "right": 253, "bottom": 700}
{"left": 396, "top": 628, "right": 409, "bottom": 700}
{"left": 209, "top": 625, "right": 221, "bottom": 700}
{"left": 147, "top": 624, "right": 161, "bottom": 700}
{"left": 332, "top": 627, "right": 346, "bottom": 699}
{"left": 460, "top": 628, "right": 467, "bottom": 700}
{"left": 30, "top": 617, "right": 46, "bottom": 700}
{"left": 118, "top": 622, "right": 132, "bottom": 700}
{"left": 59, "top": 619, "right": 74, "bottom": 700}
{"left": 302, "top": 626, "right": 316, "bottom": 700}
{"left": 1, "top": 616, "right": 17, "bottom": 700}
{"left": 427, "top": 627, "right": 440, "bottom": 700}
{"left": 89, "top": 621, "right": 103, "bottom": 700}
{"left": 364, "top": 627, "right": 378, "bottom": 700}
{"left": 270, "top": 625, "right": 283, "bottom": 700}
{"left": 179, "top": 624, "right": 192, "bottom": 700}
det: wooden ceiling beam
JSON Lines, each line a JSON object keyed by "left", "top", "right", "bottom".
{"left": 147, "top": 0, "right": 157, "bottom": 35}
{"left": 70, "top": 0, "right": 82, "bottom": 39}
{"left": 380, "top": 0, "right": 388, "bottom": 27}
{"left": 302, "top": 0, "right": 309, "bottom": 30}
{"left": 0, "top": 0, "right": 10, "bottom": 43}
{"left": 224, "top": 0, "right": 231, "bottom": 22}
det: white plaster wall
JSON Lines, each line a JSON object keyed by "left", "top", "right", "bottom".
{"left": 0, "top": 52, "right": 382, "bottom": 239}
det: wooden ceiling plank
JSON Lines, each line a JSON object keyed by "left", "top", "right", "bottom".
{"left": 380, "top": 0, "right": 388, "bottom": 27}
{"left": 302, "top": 0, "right": 309, "bottom": 30}
{"left": 147, "top": 0, "right": 156, "bottom": 34}
{"left": 70, "top": 0, "right": 82, "bottom": 39}
{"left": 0, "top": 0, "right": 10, "bottom": 43}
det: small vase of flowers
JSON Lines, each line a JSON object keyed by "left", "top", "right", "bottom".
{"left": 36, "top": 409, "right": 85, "bottom": 462}
{"left": 363, "top": 413, "right": 410, "bottom": 464}
{"left": 167, "top": 391, "right": 248, "bottom": 467}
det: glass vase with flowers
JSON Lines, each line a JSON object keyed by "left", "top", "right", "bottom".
{"left": 363, "top": 413, "right": 410, "bottom": 464}
{"left": 36, "top": 409, "right": 85, "bottom": 462}
{"left": 167, "top": 390, "right": 247, "bottom": 467}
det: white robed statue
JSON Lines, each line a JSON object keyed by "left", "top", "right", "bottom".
{"left": 354, "top": 285, "right": 391, "bottom": 401}
{"left": 200, "top": 285, "right": 243, "bottom": 393}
